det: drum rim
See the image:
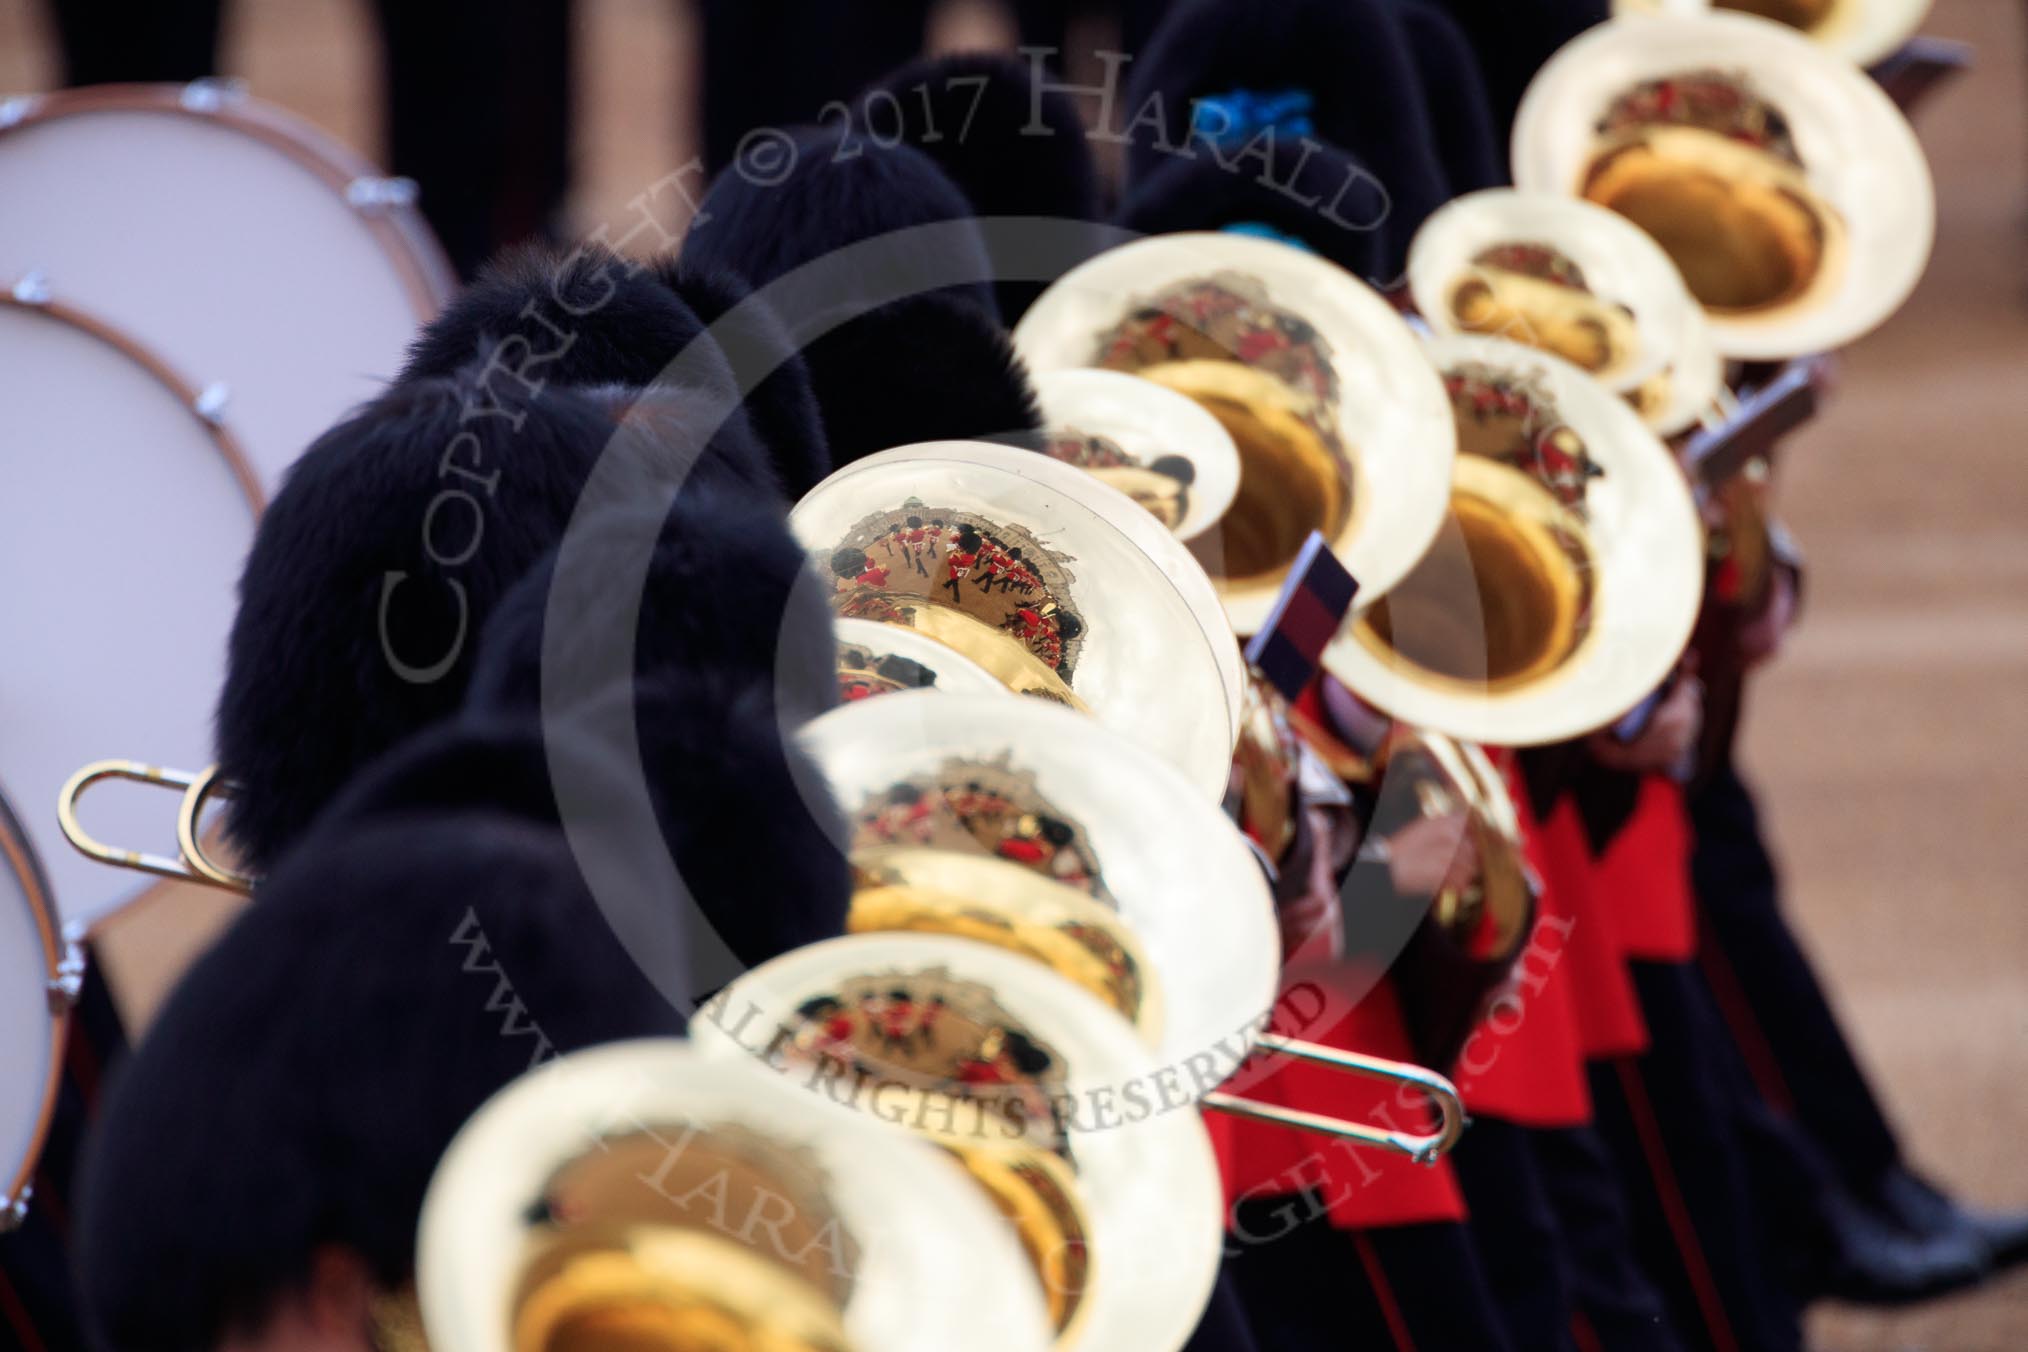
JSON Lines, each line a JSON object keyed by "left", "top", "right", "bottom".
{"left": 2, "top": 291, "right": 267, "bottom": 512}
{"left": 1, "top": 291, "right": 265, "bottom": 937}
{"left": 0, "top": 82, "right": 457, "bottom": 320}
{"left": 0, "top": 781, "right": 67, "bottom": 1219}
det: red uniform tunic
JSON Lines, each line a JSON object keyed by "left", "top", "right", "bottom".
{"left": 1207, "top": 970, "right": 1467, "bottom": 1230}
{"left": 1593, "top": 775, "right": 1697, "bottom": 963}
{"left": 1539, "top": 797, "right": 1649, "bottom": 1060}
{"left": 1451, "top": 756, "right": 1592, "bottom": 1127}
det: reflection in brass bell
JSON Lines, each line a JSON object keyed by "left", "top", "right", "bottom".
{"left": 1580, "top": 114, "right": 1842, "bottom": 318}
{"left": 1014, "top": 233, "right": 1457, "bottom": 636}
{"left": 1513, "top": 13, "right": 1933, "bottom": 358}
{"left": 847, "top": 846, "right": 1164, "bottom": 1044}
{"left": 1327, "top": 334, "right": 1704, "bottom": 747}
{"left": 416, "top": 1043, "right": 1053, "bottom": 1352}
{"left": 691, "top": 932, "right": 1226, "bottom": 1352}
{"left": 792, "top": 441, "right": 1238, "bottom": 798}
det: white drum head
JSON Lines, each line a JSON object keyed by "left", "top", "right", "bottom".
{"left": 0, "top": 297, "right": 258, "bottom": 929}
{"left": 0, "top": 85, "right": 452, "bottom": 492}
{"left": 0, "top": 784, "right": 65, "bottom": 1223}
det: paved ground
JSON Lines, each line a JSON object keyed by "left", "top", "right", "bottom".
{"left": 2, "top": 0, "right": 2022, "bottom": 1345}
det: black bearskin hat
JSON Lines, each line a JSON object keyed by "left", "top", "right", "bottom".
{"left": 74, "top": 811, "right": 687, "bottom": 1352}
{"left": 214, "top": 369, "right": 610, "bottom": 874}
{"left": 853, "top": 51, "right": 1104, "bottom": 321}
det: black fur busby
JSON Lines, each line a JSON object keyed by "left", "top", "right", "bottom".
{"left": 679, "top": 126, "right": 1042, "bottom": 467}
{"left": 854, "top": 51, "right": 1104, "bottom": 320}
{"left": 464, "top": 490, "right": 836, "bottom": 726}
{"left": 1385, "top": 0, "right": 1505, "bottom": 196}
{"left": 214, "top": 370, "right": 615, "bottom": 875}
{"left": 314, "top": 694, "right": 852, "bottom": 973}
{"left": 1123, "top": 0, "right": 1451, "bottom": 278}
{"left": 403, "top": 244, "right": 825, "bottom": 497}
{"left": 795, "top": 290, "right": 1043, "bottom": 469}
{"left": 1118, "top": 135, "right": 1393, "bottom": 284}
{"left": 74, "top": 811, "right": 687, "bottom": 1352}
{"left": 399, "top": 242, "right": 735, "bottom": 393}
{"left": 1427, "top": 0, "right": 1606, "bottom": 141}
{"left": 448, "top": 492, "right": 850, "bottom": 965}
{"left": 682, "top": 126, "right": 998, "bottom": 320}
{"left": 656, "top": 261, "right": 833, "bottom": 496}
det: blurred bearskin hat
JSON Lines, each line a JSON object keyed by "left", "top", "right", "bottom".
{"left": 1118, "top": 135, "right": 1393, "bottom": 283}
{"left": 1123, "top": 0, "right": 1452, "bottom": 279}
{"left": 75, "top": 810, "right": 686, "bottom": 1352}
{"left": 854, "top": 51, "right": 1104, "bottom": 321}
{"left": 657, "top": 260, "right": 834, "bottom": 496}
{"left": 214, "top": 369, "right": 612, "bottom": 875}
{"left": 681, "top": 125, "right": 1042, "bottom": 467}
{"left": 1384, "top": 0, "right": 1505, "bottom": 196}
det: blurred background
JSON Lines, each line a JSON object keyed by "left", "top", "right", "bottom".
{"left": 1, "top": 0, "right": 2021, "bottom": 1344}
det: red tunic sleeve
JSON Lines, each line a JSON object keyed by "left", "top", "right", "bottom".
{"left": 1594, "top": 775, "right": 1697, "bottom": 963}
{"left": 1450, "top": 754, "right": 1593, "bottom": 1127}
{"left": 1540, "top": 797, "right": 1649, "bottom": 1060}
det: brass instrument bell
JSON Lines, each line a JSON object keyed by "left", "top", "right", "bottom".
{"left": 797, "top": 692, "right": 1466, "bottom": 1157}
{"left": 1028, "top": 368, "right": 1242, "bottom": 545}
{"left": 690, "top": 932, "right": 1227, "bottom": 1352}
{"left": 1611, "top": 0, "right": 1934, "bottom": 67}
{"left": 790, "top": 441, "right": 1241, "bottom": 795}
{"left": 1406, "top": 188, "right": 1725, "bottom": 436}
{"left": 1326, "top": 333, "right": 1705, "bottom": 746}
{"left": 1512, "top": 11, "right": 1934, "bottom": 358}
{"left": 414, "top": 1040, "right": 1054, "bottom": 1352}
{"left": 1012, "top": 232, "right": 1457, "bottom": 636}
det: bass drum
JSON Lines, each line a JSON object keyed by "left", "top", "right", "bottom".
{"left": 0, "top": 82, "right": 454, "bottom": 491}
{"left": 0, "top": 782, "right": 69, "bottom": 1228}
{"left": 0, "top": 294, "right": 259, "bottom": 931}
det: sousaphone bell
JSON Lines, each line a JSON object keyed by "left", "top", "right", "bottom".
{"left": 1407, "top": 188, "right": 1725, "bottom": 436}
{"left": 1326, "top": 333, "right": 1706, "bottom": 747}
{"left": 1611, "top": 0, "right": 1934, "bottom": 68}
{"left": 794, "top": 692, "right": 1466, "bottom": 1151}
{"left": 691, "top": 931, "right": 1228, "bottom": 1352}
{"left": 1512, "top": 10, "right": 1934, "bottom": 358}
{"left": 1011, "top": 232, "right": 1457, "bottom": 636}
{"left": 1028, "top": 368, "right": 1242, "bottom": 546}
{"left": 790, "top": 441, "right": 1243, "bottom": 795}
{"left": 414, "top": 1039, "right": 1055, "bottom": 1352}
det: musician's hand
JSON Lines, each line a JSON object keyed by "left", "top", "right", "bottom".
{"left": 1278, "top": 807, "right": 1346, "bottom": 963}
{"left": 1589, "top": 670, "right": 1704, "bottom": 773}
{"left": 1384, "top": 811, "right": 1480, "bottom": 899}
{"left": 1739, "top": 566, "right": 1798, "bottom": 666}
